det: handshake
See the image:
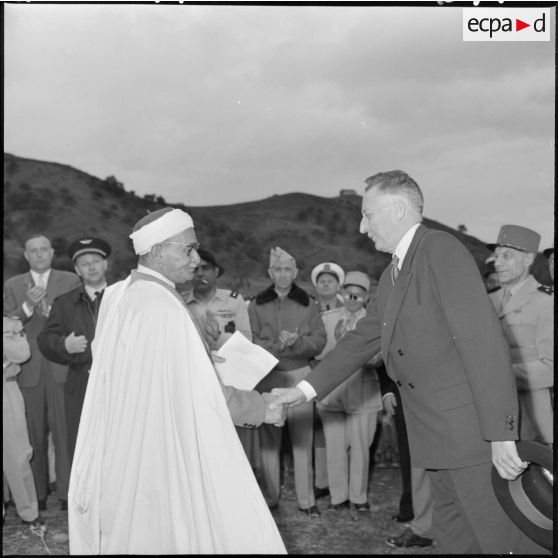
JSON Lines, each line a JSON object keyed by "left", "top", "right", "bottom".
{"left": 261, "top": 393, "right": 287, "bottom": 427}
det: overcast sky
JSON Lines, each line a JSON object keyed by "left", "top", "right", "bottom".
{"left": 4, "top": 3, "right": 555, "bottom": 248}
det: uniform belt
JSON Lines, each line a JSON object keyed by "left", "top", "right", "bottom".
{"left": 5, "top": 376, "right": 18, "bottom": 382}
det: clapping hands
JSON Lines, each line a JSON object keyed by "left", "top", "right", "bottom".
{"left": 25, "top": 285, "right": 47, "bottom": 309}
{"left": 279, "top": 328, "right": 299, "bottom": 350}
{"left": 262, "top": 393, "right": 286, "bottom": 427}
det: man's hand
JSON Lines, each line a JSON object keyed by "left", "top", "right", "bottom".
{"left": 382, "top": 392, "right": 397, "bottom": 417}
{"left": 262, "top": 393, "right": 286, "bottom": 427}
{"left": 64, "top": 332, "right": 88, "bottom": 354}
{"left": 269, "top": 387, "right": 306, "bottom": 409}
{"left": 25, "top": 286, "right": 46, "bottom": 309}
{"left": 492, "top": 440, "right": 528, "bottom": 480}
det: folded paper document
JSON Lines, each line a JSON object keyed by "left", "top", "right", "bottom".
{"left": 214, "top": 331, "right": 278, "bottom": 390}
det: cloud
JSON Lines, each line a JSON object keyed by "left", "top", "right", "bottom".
{"left": 4, "top": 4, "right": 554, "bottom": 246}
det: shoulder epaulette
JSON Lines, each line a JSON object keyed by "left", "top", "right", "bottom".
{"left": 537, "top": 284, "right": 554, "bottom": 295}
{"left": 229, "top": 290, "right": 239, "bottom": 299}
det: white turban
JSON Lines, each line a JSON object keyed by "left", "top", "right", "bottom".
{"left": 129, "top": 209, "right": 195, "bottom": 255}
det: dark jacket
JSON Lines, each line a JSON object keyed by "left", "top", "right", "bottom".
{"left": 305, "top": 225, "right": 520, "bottom": 470}
{"left": 249, "top": 283, "right": 326, "bottom": 372}
{"left": 37, "top": 285, "right": 102, "bottom": 396}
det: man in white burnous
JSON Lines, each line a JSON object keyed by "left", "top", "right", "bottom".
{"left": 68, "top": 208, "right": 286, "bottom": 554}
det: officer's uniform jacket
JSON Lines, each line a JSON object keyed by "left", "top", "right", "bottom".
{"left": 489, "top": 275, "right": 553, "bottom": 443}
{"left": 186, "top": 288, "right": 252, "bottom": 349}
{"left": 489, "top": 275, "right": 553, "bottom": 392}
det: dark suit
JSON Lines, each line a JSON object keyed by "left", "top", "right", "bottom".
{"left": 3, "top": 269, "right": 81, "bottom": 503}
{"left": 304, "top": 225, "right": 545, "bottom": 554}
{"left": 376, "top": 364, "right": 413, "bottom": 521}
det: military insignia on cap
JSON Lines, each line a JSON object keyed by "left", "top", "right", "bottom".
{"left": 68, "top": 237, "right": 111, "bottom": 261}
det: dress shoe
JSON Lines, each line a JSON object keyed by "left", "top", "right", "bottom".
{"left": 314, "top": 487, "right": 330, "bottom": 499}
{"left": 298, "top": 505, "right": 321, "bottom": 517}
{"left": 353, "top": 502, "right": 370, "bottom": 512}
{"left": 327, "top": 500, "right": 350, "bottom": 511}
{"left": 386, "top": 528, "right": 434, "bottom": 548}
{"left": 391, "top": 512, "right": 414, "bottom": 523}
{"left": 38, "top": 499, "right": 47, "bottom": 511}
{"left": 59, "top": 500, "right": 68, "bottom": 511}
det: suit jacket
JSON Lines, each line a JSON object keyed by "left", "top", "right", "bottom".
{"left": 305, "top": 225, "right": 520, "bottom": 469}
{"left": 3, "top": 269, "right": 82, "bottom": 386}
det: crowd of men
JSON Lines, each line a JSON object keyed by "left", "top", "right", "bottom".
{"left": 2, "top": 169, "right": 554, "bottom": 554}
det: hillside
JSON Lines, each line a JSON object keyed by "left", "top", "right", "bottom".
{"left": 3, "top": 153, "right": 551, "bottom": 295}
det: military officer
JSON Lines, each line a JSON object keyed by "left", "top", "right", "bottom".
{"left": 310, "top": 262, "right": 345, "bottom": 312}
{"left": 488, "top": 225, "right": 553, "bottom": 444}
{"left": 184, "top": 248, "right": 258, "bottom": 466}
{"left": 185, "top": 249, "right": 252, "bottom": 350}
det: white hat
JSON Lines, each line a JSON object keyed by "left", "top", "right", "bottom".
{"left": 311, "top": 262, "right": 345, "bottom": 287}
{"left": 343, "top": 271, "right": 370, "bottom": 293}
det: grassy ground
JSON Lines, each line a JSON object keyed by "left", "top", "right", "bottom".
{"left": 2, "top": 461, "right": 436, "bottom": 555}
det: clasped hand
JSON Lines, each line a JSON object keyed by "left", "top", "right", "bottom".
{"left": 65, "top": 332, "right": 88, "bottom": 354}
{"left": 262, "top": 393, "right": 286, "bottom": 427}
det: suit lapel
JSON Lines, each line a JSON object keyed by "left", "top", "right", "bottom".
{"left": 46, "top": 269, "right": 56, "bottom": 304}
{"left": 380, "top": 225, "right": 428, "bottom": 365}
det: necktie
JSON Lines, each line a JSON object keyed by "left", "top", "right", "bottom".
{"left": 37, "top": 274, "right": 50, "bottom": 317}
{"left": 93, "top": 290, "right": 104, "bottom": 317}
{"left": 391, "top": 255, "right": 400, "bottom": 285}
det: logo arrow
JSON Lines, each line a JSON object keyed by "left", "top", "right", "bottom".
{"left": 516, "top": 19, "right": 530, "bottom": 32}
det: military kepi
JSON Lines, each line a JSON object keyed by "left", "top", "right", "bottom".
{"left": 486, "top": 225, "right": 541, "bottom": 253}
{"left": 68, "top": 237, "right": 111, "bottom": 262}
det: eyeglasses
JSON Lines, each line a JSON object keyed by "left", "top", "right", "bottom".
{"left": 164, "top": 242, "right": 200, "bottom": 256}
{"left": 343, "top": 292, "right": 365, "bottom": 301}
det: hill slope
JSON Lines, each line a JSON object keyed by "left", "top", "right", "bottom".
{"left": 3, "top": 153, "right": 550, "bottom": 294}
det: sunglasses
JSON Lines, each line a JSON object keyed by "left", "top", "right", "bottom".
{"left": 343, "top": 292, "right": 365, "bottom": 301}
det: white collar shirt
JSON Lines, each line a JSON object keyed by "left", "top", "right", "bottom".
{"left": 393, "top": 223, "right": 421, "bottom": 269}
